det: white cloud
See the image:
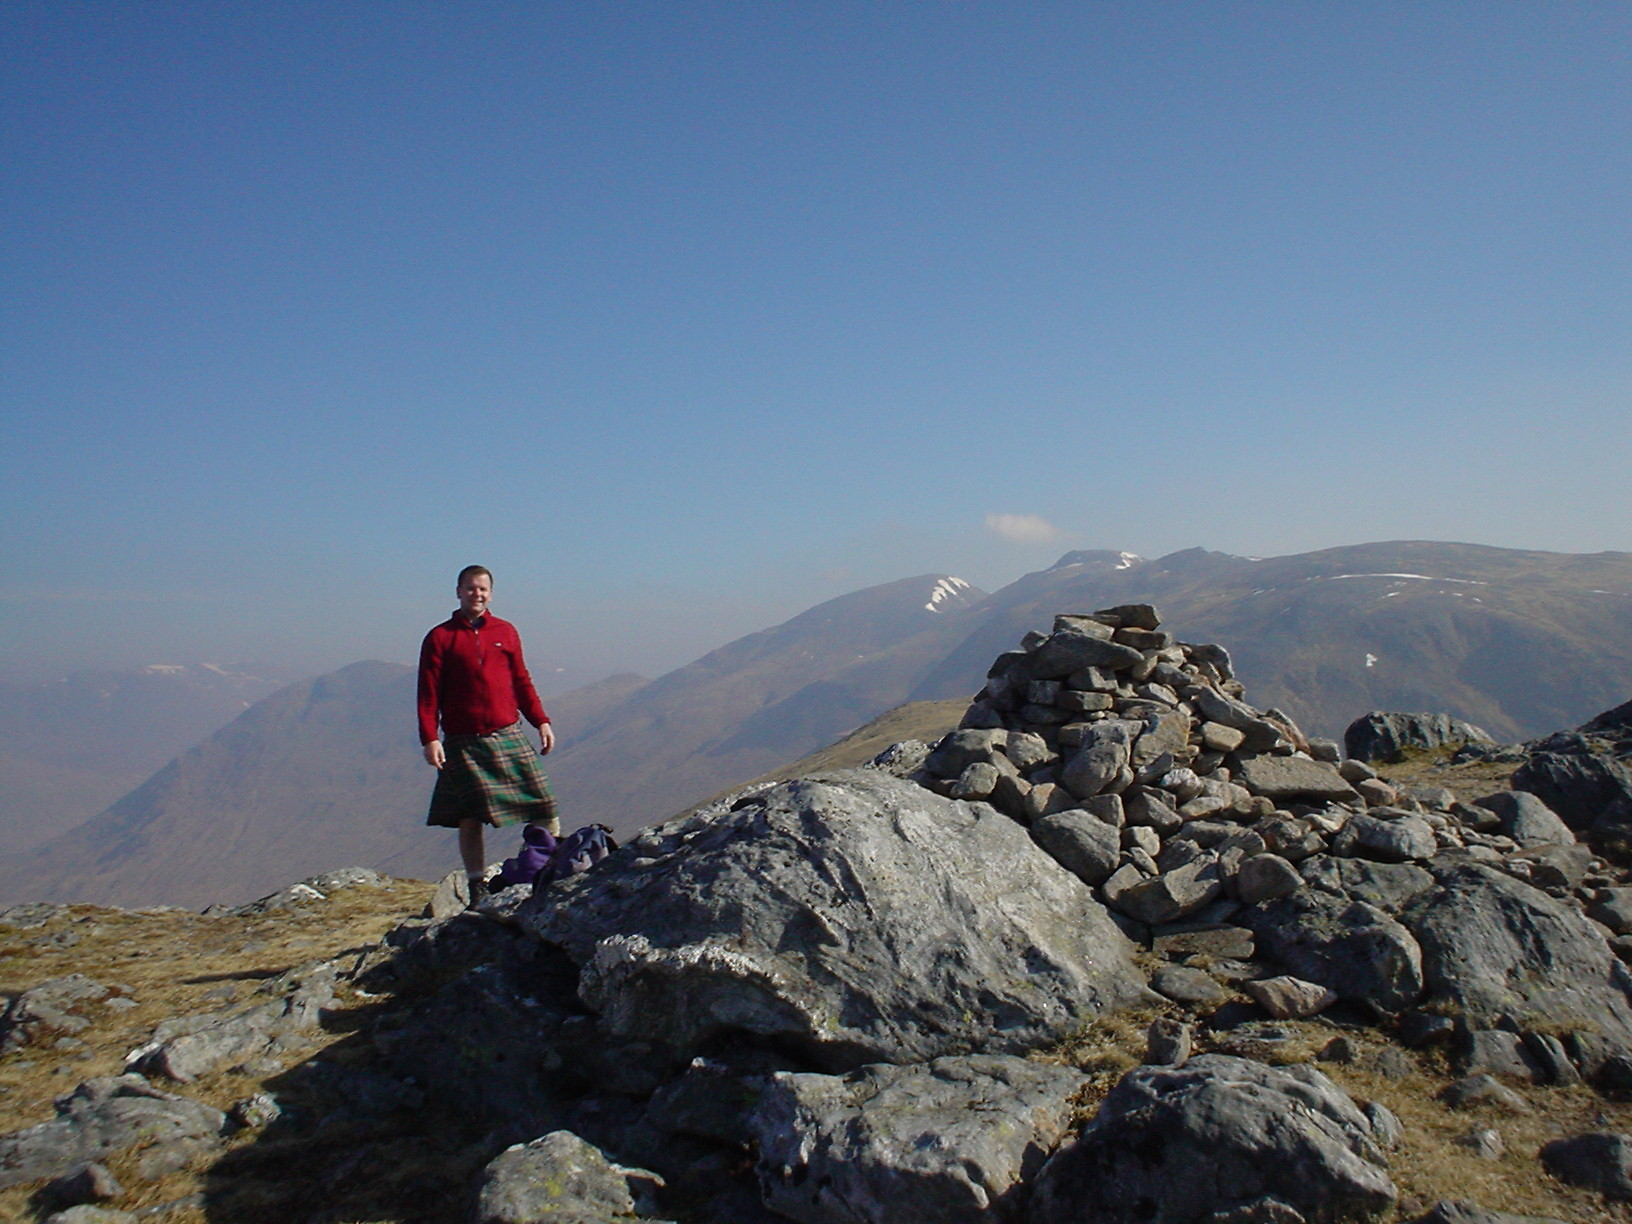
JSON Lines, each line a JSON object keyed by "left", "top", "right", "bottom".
{"left": 985, "top": 513, "right": 1060, "bottom": 545}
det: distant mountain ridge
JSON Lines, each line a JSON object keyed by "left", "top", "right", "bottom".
{"left": 0, "top": 662, "right": 291, "bottom": 855}
{"left": 4, "top": 544, "right": 1631, "bottom": 908}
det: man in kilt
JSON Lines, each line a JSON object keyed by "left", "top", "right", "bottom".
{"left": 418, "top": 565, "right": 560, "bottom": 901}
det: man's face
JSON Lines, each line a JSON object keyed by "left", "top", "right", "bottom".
{"left": 457, "top": 573, "right": 492, "bottom": 621}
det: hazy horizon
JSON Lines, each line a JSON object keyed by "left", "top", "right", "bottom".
{"left": 5, "top": 3, "right": 1627, "bottom": 688}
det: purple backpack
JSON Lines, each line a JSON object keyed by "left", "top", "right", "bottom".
{"left": 532, "top": 824, "right": 618, "bottom": 890}
{"left": 492, "top": 824, "right": 558, "bottom": 889}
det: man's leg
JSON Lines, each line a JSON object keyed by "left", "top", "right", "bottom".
{"left": 458, "top": 818, "right": 486, "bottom": 895}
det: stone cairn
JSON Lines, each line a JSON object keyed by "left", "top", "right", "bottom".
{"left": 912, "top": 605, "right": 1590, "bottom": 929}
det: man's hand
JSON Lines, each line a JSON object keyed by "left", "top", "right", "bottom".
{"left": 423, "top": 740, "right": 446, "bottom": 769}
{"left": 539, "top": 723, "right": 556, "bottom": 755}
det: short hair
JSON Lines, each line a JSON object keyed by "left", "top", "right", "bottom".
{"left": 456, "top": 565, "right": 493, "bottom": 588}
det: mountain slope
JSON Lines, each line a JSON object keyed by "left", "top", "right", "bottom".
{"left": 0, "top": 663, "right": 290, "bottom": 854}
{"left": 910, "top": 542, "right": 1632, "bottom": 741}
{"left": 540, "top": 574, "right": 985, "bottom": 833}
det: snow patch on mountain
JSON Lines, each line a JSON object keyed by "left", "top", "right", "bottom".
{"left": 924, "top": 576, "right": 973, "bottom": 613}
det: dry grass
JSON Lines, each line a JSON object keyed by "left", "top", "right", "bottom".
{"left": 0, "top": 878, "right": 510, "bottom": 1224}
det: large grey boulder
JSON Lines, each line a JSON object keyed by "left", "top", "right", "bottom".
{"left": 1473, "top": 792, "right": 1574, "bottom": 848}
{"left": 0, "top": 1075, "right": 226, "bottom": 1189}
{"left": 1246, "top": 889, "right": 1424, "bottom": 1014}
{"left": 517, "top": 771, "right": 1149, "bottom": 1071}
{"left": 1029, "top": 1055, "right": 1396, "bottom": 1224}
{"left": 125, "top": 960, "right": 338, "bottom": 1082}
{"left": 1538, "top": 1131, "right": 1632, "bottom": 1200}
{"left": 474, "top": 1130, "right": 668, "bottom": 1223}
{"left": 751, "top": 1055, "right": 1085, "bottom": 1224}
{"left": 1298, "top": 857, "right": 1437, "bottom": 915}
{"left": 1512, "top": 746, "right": 1632, "bottom": 832}
{"left": 1408, "top": 863, "right": 1632, "bottom": 1086}
{"left": 1344, "top": 712, "right": 1493, "bottom": 763}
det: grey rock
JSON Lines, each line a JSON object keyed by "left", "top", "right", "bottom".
{"left": 127, "top": 960, "right": 338, "bottom": 1082}
{"left": 229, "top": 1093, "right": 282, "bottom": 1129}
{"left": 1297, "top": 857, "right": 1436, "bottom": 914}
{"left": 1235, "top": 854, "right": 1302, "bottom": 905}
{"left": 1404, "top": 786, "right": 1458, "bottom": 812}
{"left": 868, "top": 740, "right": 931, "bottom": 777}
{"left": 475, "top": 1130, "right": 665, "bottom": 1223}
{"left": 1243, "top": 976, "right": 1337, "bottom": 1019}
{"left": 1058, "top": 721, "right": 1142, "bottom": 799}
{"left": 0, "top": 1074, "right": 226, "bottom": 1190}
{"left": 1355, "top": 778, "right": 1399, "bottom": 807}
{"left": 1235, "top": 756, "right": 1357, "bottom": 804}
{"left": 1, "top": 975, "right": 112, "bottom": 1055}
{"left": 959, "top": 703, "right": 1005, "bottom": 730}
{"left": 1147, "top": 1018, "right": 1193, "bottom": 1065}
{"left": 1502, "top": 843, "right": 1593, "bottom": 892}
{"left": 751, "top": 1055, "right": 1086, "bottom": 1224}
{"left": 1460, "top": 1030, "right": 1545, "bottom": 1082}
{"left": 1124, "top": 787, "right": 1182, "bottom": 834}
{"left": 1002, "top": 731, "right": 1053, "bottom": 772}
{"left": 1343, "top": 712, "right": 1493, "bottom": 763}
{"left": 44, "top": 1162, "right": 122, "bottom": 1206}
{"left": 1100, "top": 863, "right": 1146, "bottom": 909}
{"left": 1152, "top": 926, "right": 1256, "bottom": 960}
{"left": 1032, "top": 810, "right": 1121, "bottom": 886}
{"left": 950, "top": 761, "right": 1001, "bottom": 800}
{"left": 1101, "top": 603, "right": 1162, "bottom": 631}
{"left": 1132, "top": 710, "right": 1192, "bottom": 768}
{"left": 1588, "top": 888, "right": 1632, "bottom": 935}
{"left": 1191, "top": 690, "right": 1284, "bottom": 752}
{"left": 1030, "top": 631, "right": 1146, "bottom": 678}
{"left": 1255, "top": 816, "right": 1327, "bottom": 862}
{"left": 1338, "top": 759, "right": 1378, "bottom": 783}
{"left": 1523, "top": 1031, "right": 1583, "bottom": 1086}
{"left": 1411, "top": 1201, "right": 1568, "bottom": 1224}
{"left": 1030, "top": 1055, "right": 1396, "bottom": 1224}
{"left": 44, "top": 1209, "right": 139, "bottom": 1224}
{"left": 518, "top": 772, "right": 1148, "bottom": 1070}
{"left": 1122, "top": 825, "right": 1161, "bottom": 856}
{"left": 1114, "top": 859, "right": 1223, "bottom": 926}
{"left": 1410, "top": 863, "right": 1632, "bottom": 1085}
{"left": 1512, "top": 749, "right": 1632, "bottom": 831}
{"left": 1331, "top": 813, "right": 1437, "bottom": 863}
{"left": 1474, "top": 792, "right": 1574, "bottom": 847}
{"left": 1454, "top": 1128, "right": 1504, "bottom": 1160}
{"left": 1151, "top": 965, "right": 1229, "bottom": 1007}
{"left": 1539, "top": 1131, "right": 1632, "bottom": 1200}
{"left": 1439, "top": 1075, "right": 1532, "bottom": 1113}
{"left": 1202, "top": 721, "right": 1248, "bottom": 753}
{"left": 924, "top": 729, "right": 1008, "bottom": 780}
{"left": 1248, "top": 888, "right": 1423, "bottom": 1014}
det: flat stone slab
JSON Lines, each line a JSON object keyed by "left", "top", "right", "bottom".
{"left": 1235, "top": 756, "right": 1358, "bottom": 802}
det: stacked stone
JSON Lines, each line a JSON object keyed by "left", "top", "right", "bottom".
{"left": 917, "top": 606, "right": 1578, "bottom": 929}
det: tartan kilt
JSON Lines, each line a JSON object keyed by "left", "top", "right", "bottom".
{"left": 426, "top": 722, "right": 560, "bottom": 829}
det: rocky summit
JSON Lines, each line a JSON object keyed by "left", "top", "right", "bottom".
{"left": 10, "top": 609, "right": 1632, "bottom": 1222}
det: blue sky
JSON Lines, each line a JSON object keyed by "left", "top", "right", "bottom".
{"left": 3, "top": 1, "right": 1628, "bottom": 688}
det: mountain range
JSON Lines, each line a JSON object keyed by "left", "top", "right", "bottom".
{"left": 2, "top": 540, "right": 1629, "bottom": 909}
{"left": 0, "top": 663, "right": 290, "bottom": 855}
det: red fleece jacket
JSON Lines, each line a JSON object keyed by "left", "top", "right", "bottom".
{"left": 417, "top": 613, "right": 550, "bottom": 744}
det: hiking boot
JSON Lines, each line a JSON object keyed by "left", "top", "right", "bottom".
{"left": 464, "top": 874, "right": 489, "bottom": 907}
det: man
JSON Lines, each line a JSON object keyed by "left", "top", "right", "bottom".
{"left": 418, "top": 565, "right": 559, "bottom": 901}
